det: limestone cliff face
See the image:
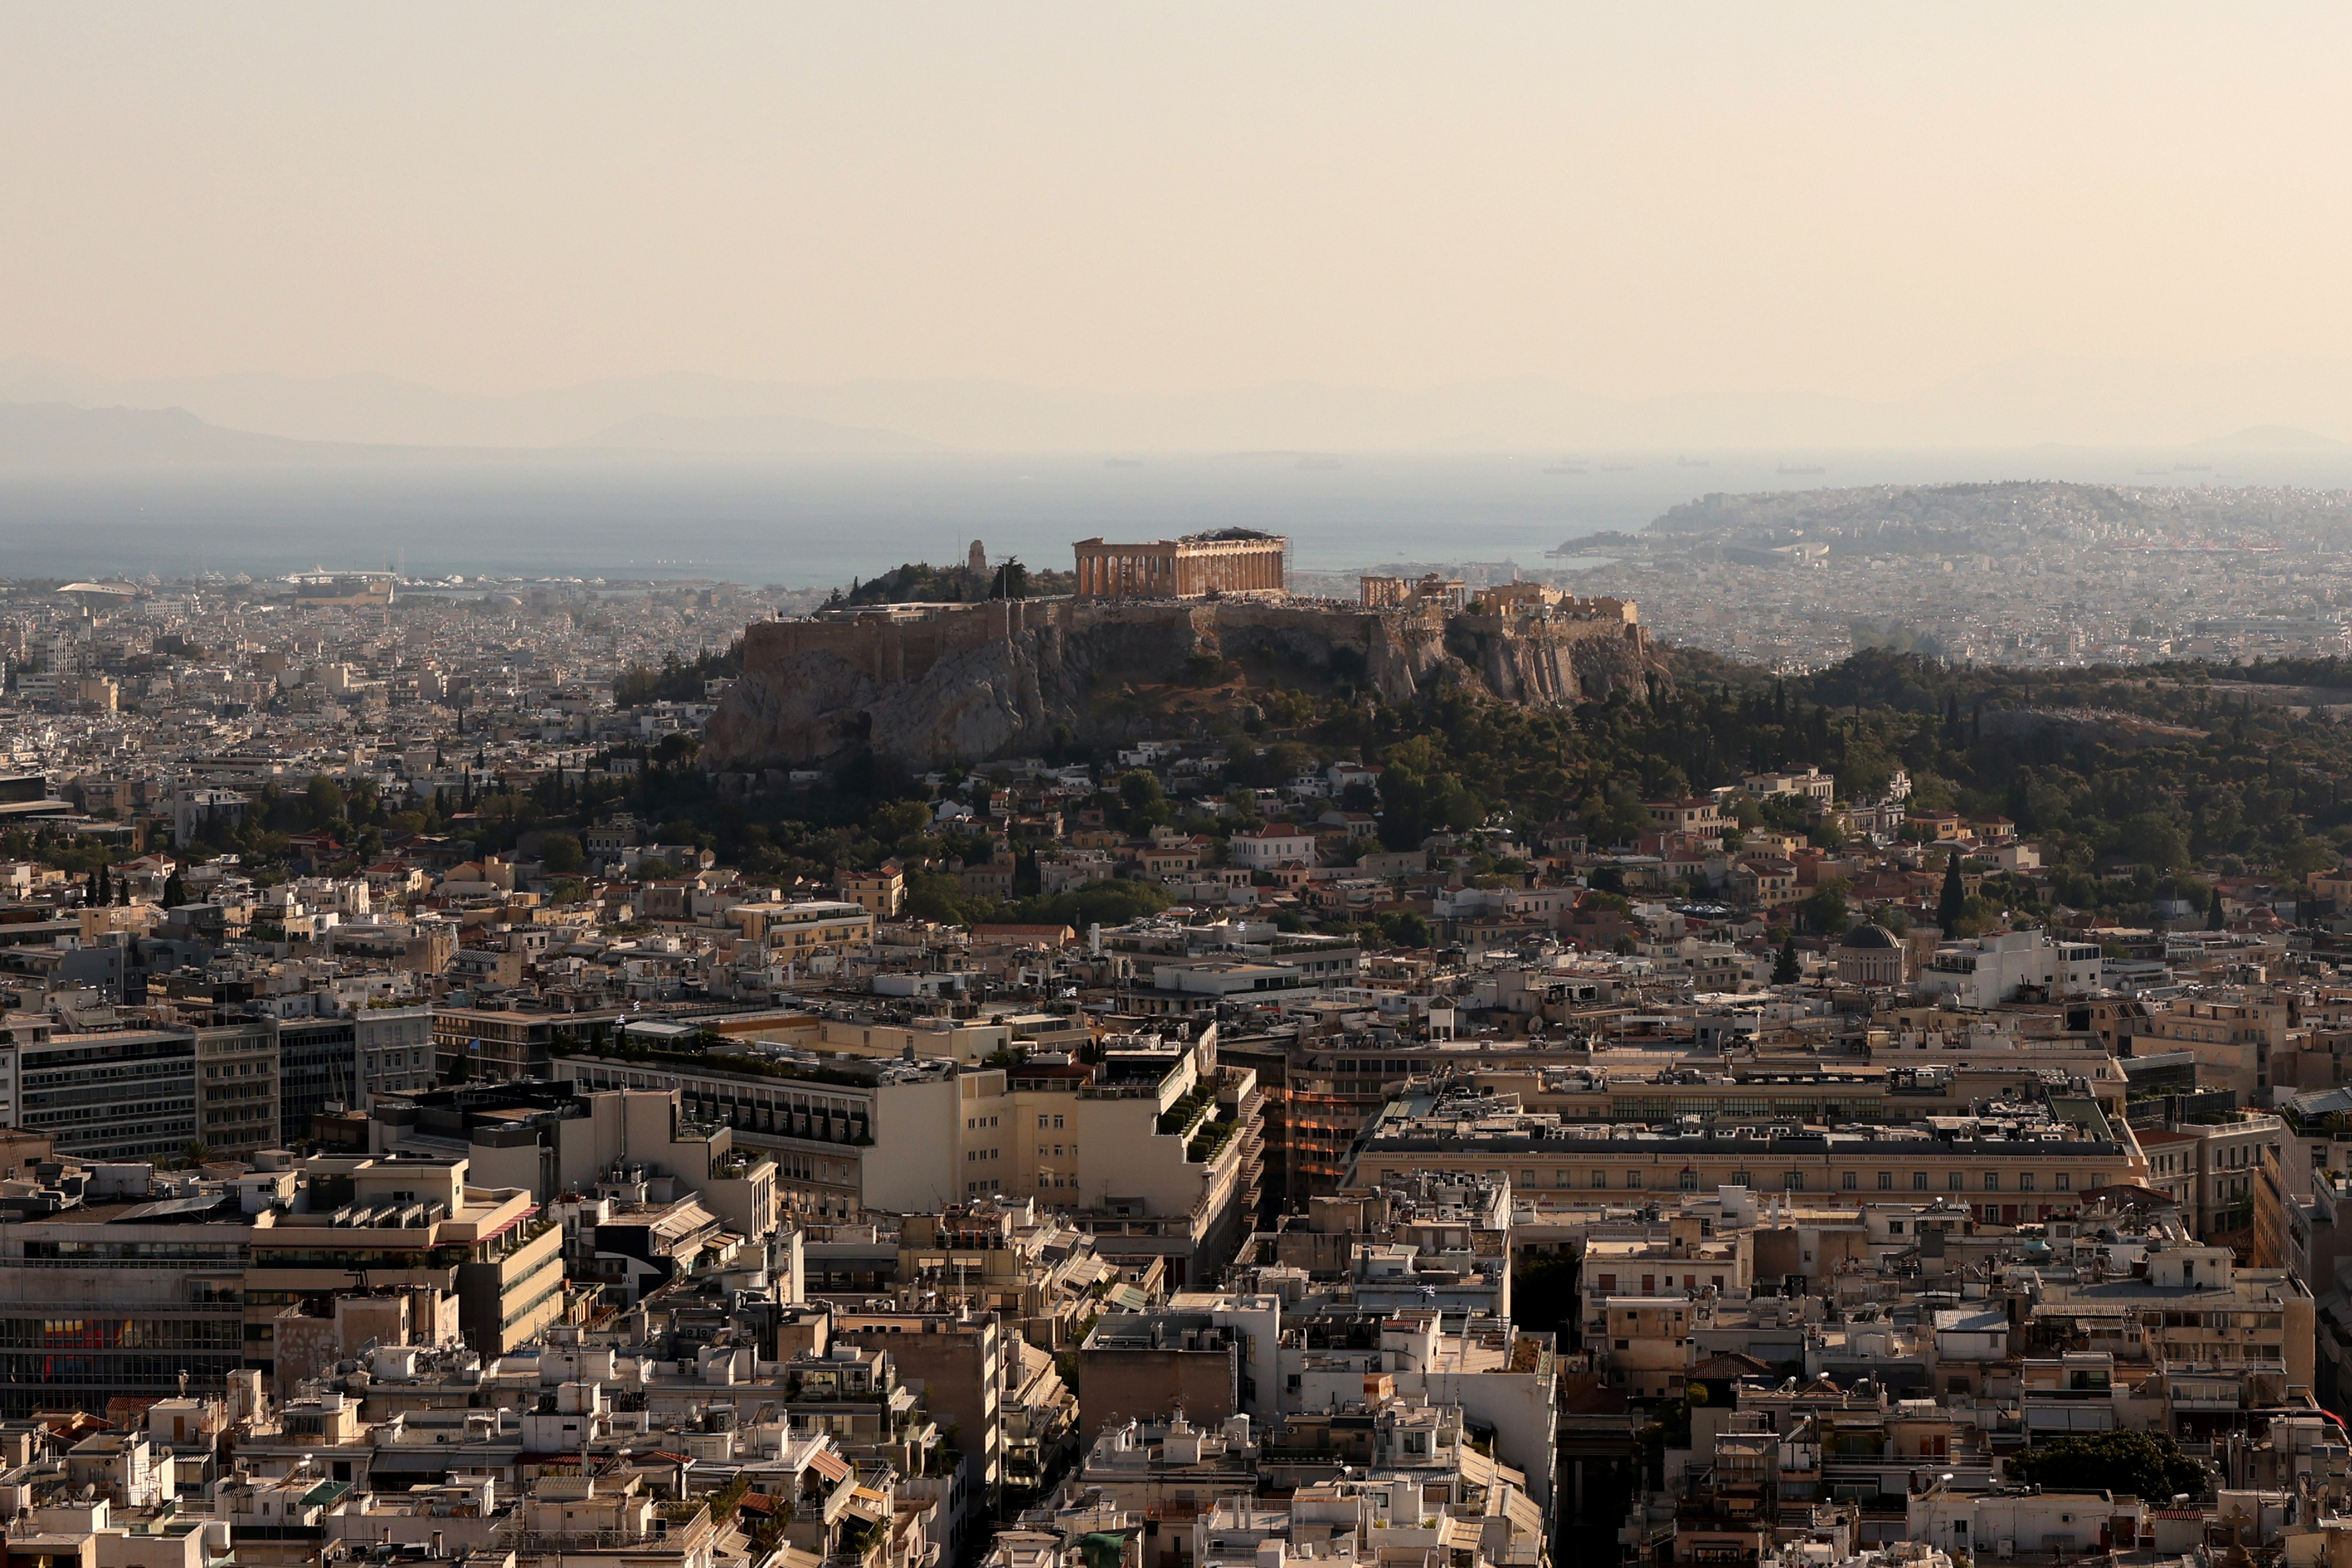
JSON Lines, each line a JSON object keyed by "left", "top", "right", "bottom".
{"left": 702, "top": 599, "right": 1664, "bottom": 770}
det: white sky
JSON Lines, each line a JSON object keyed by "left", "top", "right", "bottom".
{"left": 7, "top": 3, "right": 2351, "bottom": 399}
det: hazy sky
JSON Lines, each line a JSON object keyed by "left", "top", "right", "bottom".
{"left": 9, "top": 3, "right": 2352, "bottom": 400}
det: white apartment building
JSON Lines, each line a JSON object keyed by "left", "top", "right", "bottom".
{"left": 1917, "top": 931, "right": 2104, "bottom": 1006}
{"left": 1226, "top": 825, "right": 1319, "bottom": 869}
{"left": 1740, "top": 767, "right": 1837, "bottom": 805}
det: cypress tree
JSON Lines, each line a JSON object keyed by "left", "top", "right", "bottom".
{"left": 1938, "top": 852, "right": 1966, "bottom": 931}
{"left": 2207, "top": 886, "right": 2225, "bottom": 931}
{"left": 1772, "top": 937, "right": 1799, "bottom": 986}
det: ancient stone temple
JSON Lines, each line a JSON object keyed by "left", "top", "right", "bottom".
{"left": 1072, "top": 528, "right": 1287, "bottom": 597}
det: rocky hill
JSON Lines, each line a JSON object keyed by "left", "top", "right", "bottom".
{"left": 701, "top": 597, "right": 1662, "bottom": 769}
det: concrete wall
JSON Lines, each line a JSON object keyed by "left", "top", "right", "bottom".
{"left": 834, "top": 1314, "right": 1002, "bottom": 1503}
{"left": 1077, "top": 1343, "right": 1238, "bottom": 1437}
{"left": 868, "top": 1074, "right": 961, "bottom": 1214}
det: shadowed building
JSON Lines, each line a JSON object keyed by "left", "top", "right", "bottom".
{"left": 1074, "top": 530, "right": 1286, "bottom": 597}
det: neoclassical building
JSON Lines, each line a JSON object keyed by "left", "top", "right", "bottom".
{"left": 1836, "top": 923, "right": 1909, "bottom": 986}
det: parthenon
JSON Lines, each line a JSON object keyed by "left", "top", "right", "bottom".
{"left": 1073, "top": 528, "right": 1287, "bottom": 598}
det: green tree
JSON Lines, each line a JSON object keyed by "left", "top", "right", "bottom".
{"left": 2281, "top": 838, "right": 2335, "bottom": 877}
{"left": 1772, "top": 937, "right": 1799, "bottom": 984}
{"left": 2120, "top": 812, "right": 2189, "bottom": 872}
{"left": 161, "top": 870, "right": 189, "bottom": 908}
{"left": 1800, "top": 877, "right": 1852, "bottom": 935}
{"left": 868, "top": 800, "right": 933, "bottom": 851}
{"left": 305, "top": 773, "right": 347, "bottom": 831}
{"left": 1117, "top": 771, "right": 1165, "bottom": 815}
{"left": 1938, "top": 852, "right": 1965, "bottom": 930}
{"left": 2207, "top": 885, "right": 2225, "bottom": 931}
{"left": 2004, "top": 1430, "right": 2204, "bottom": 1503}
{"left": 1377, "top": 909, "right": 1433, "bottom": 949}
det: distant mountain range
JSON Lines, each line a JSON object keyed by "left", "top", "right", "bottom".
{"left": 13, "top": 353, "right": 2352, "bottom": 458}
{"left": 0, "top": 402, "right": 375, "bottom": 465}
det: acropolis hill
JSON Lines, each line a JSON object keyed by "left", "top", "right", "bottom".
{"left": 702, "top": 536, "right": 1662, "bottom": 769}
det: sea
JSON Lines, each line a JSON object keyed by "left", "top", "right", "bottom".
{"left": 7, "top": 446, "right": 2352, "bottom": 588}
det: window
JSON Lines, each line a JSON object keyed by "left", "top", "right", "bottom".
{"left": 1038, "top": 1115, "right": 1050, "bottom": 1129}
{"left": 1784, "top": 1172, "right": 1804, "bottom": 1192}
{"left": 1948, "top": 1172, "right": 1964, "bottom": 1191}
{"left": 2021, "top": 1173, "right": 2036, "bottom": 1192}
{"left": 1591, "top": 1171, "right": 1607, "bottom": 1188}
{"left": 1626, "top": 1171, "right": 1644, "bottom": 1189}
{"left": 1914, "top": 1172, "right": 1928, "bottom": 1190}
{"left": 1889, "top": 1221, "right": 1905, "bottom": 1235}
{"left": 1878, "top": 1172, "right": 1893, "bottom": 1190}
{"left": 1984, "top": 1172, "right": 1999, "bottom": 1192}
{"left": 2057, "top": 1172, "right": 2071, "bottom": 1191}
{"left": 1054, "top": 1115, "right": 1065, "bottom": 1129}
{"left": 1596, "top": 1274, "right": 1617, "bottom": 1292}
{"left": 1842, "top": 1172, "right": 1857, "bottom": 1190}
{"left": 1680, "top": 1170, "right": 1698, "bottom": 1191}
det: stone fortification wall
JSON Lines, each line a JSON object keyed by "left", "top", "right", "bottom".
{"left": 740, "top": 597, "right": 1063, "bottom": 684}
{"left": 708, "top": 597, "right": 1659, "bottom": 769}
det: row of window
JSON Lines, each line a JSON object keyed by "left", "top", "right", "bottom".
{"left": 0, "top": 1351, "right": 241, "bottom": 1387}
{"left": 0, "top": 1316, "right": 241, "bottom": 1350}
{"left": 1538, "top": 1168, "right": 2092, "bottom": 1193}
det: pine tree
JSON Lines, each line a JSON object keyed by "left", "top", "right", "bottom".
{"left": 1938, "top": 852, "right": 1966, "bottom": 931}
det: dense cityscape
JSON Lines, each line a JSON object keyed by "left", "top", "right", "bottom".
{"left": 0, "top": 499, "right": 2338, "bottom": 1568}
{"left": 1297, "top": 482, "right": 2352, "bottom": 674}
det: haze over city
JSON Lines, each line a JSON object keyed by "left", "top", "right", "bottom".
{"left": 13, "top": 5, "right": 2352, "bottom": 452}
{"left": 5, "top": 17, "right": 2352, "bottom": 1564}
